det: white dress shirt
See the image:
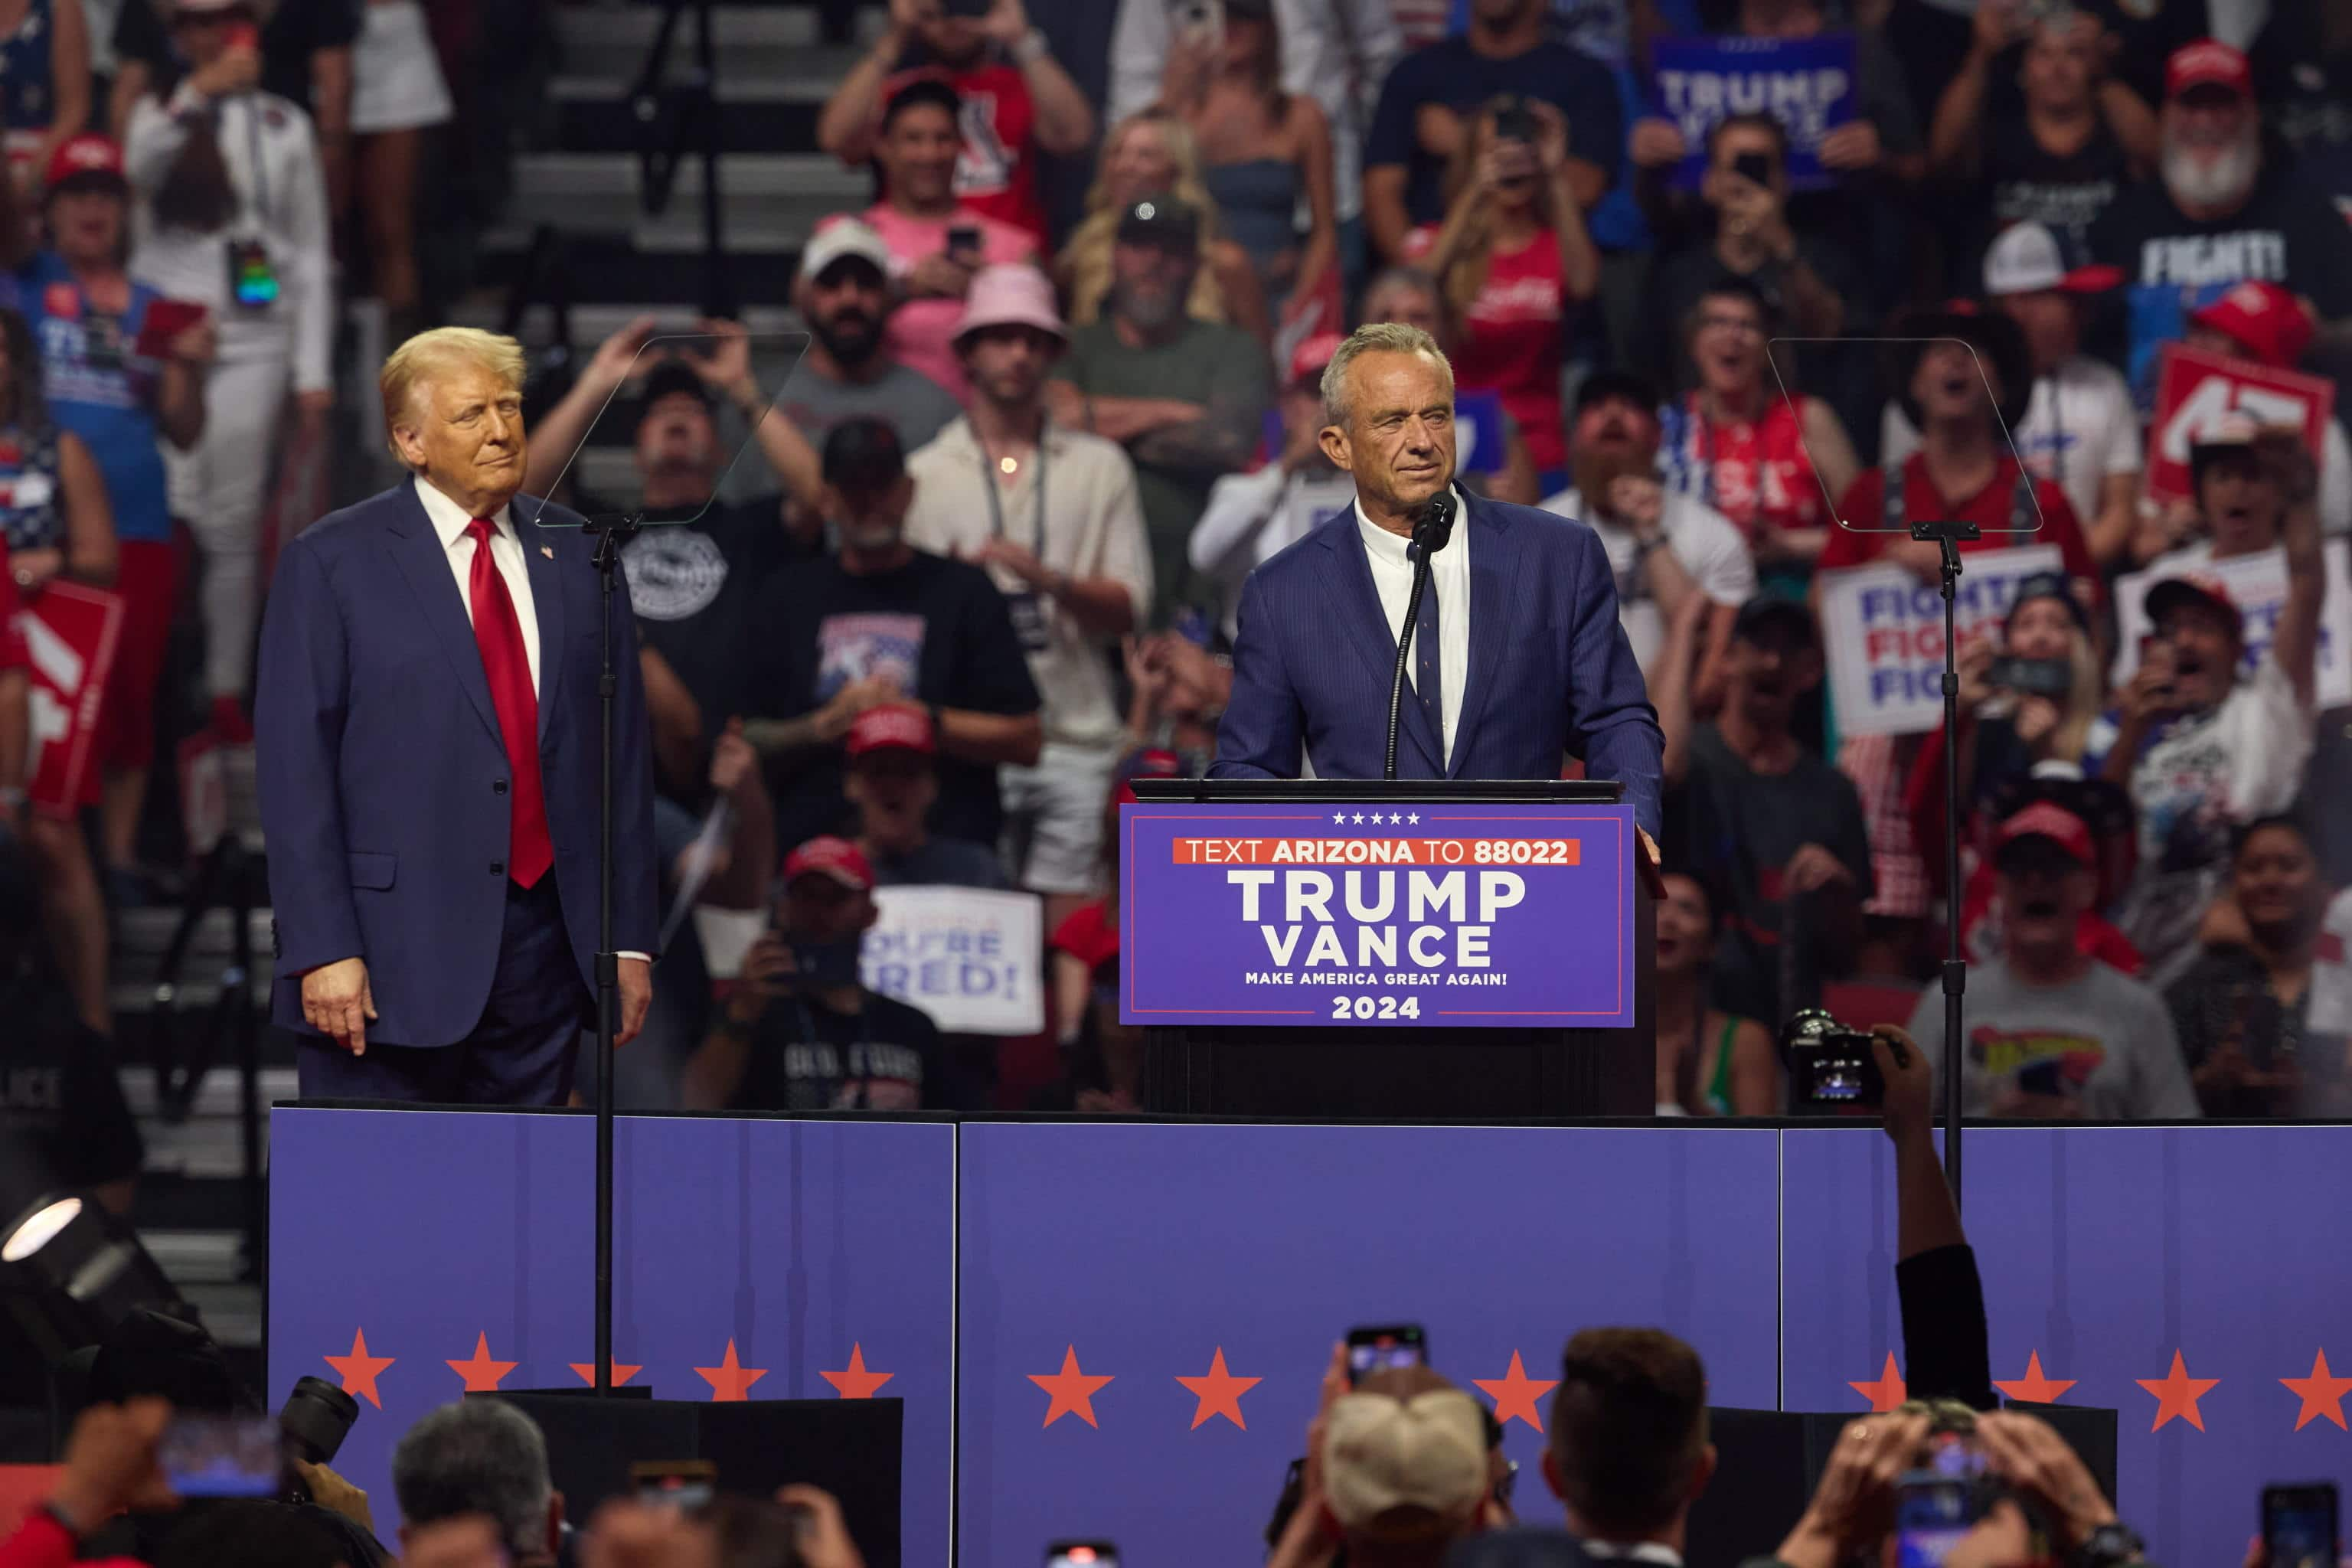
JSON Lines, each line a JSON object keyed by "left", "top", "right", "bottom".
{"left": 414, "top": 475, "right": 542, "bottom": 692}
{"left": 1354, "top": 488, "right": 1469, "bottom": 767}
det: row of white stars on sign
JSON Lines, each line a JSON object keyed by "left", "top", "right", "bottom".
{"left": 1334, "top": 812, "right": 1419, "bottom": 824}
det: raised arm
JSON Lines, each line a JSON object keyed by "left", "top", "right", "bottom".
{"left": 1928, "top": 0, "right": 2013, "bottom": 175}
{"left": 815, "top": 0, "right": 913, "bottom": 167}
{"left": 520, "top": 316, "right": 657, "bottom": 500}
{"left": 1655, "top": 588, "right": 1705, "bottom": 788}
{"left": 2270, "top": 433, "right": 2325, "bottom": 710}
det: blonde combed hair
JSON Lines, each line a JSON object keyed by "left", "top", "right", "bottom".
{"left": 1057, "top": 110, "right": 1230, "bottom": 328}
{"left": 380, "top": 328, "right": 528, "bottom": 450}
{"left": 1321, "top": 322, "right": 1453, "bottom": 429}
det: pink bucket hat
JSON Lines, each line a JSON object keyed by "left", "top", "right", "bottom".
{"left": 954, "top": 264, "right": 1067, "bottom": 346}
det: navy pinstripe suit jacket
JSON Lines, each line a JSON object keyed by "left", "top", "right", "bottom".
{"left": 1208, "top": 490, "right": 1664, "bottom": 837}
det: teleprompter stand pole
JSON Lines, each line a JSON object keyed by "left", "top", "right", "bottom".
{"left": 1911, "top": 518, "right": 1979, "bottom": 1210}
{"left": 586, "top": 515, "right": 642, "bottom": 1392}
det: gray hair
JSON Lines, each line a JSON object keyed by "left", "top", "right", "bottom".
{"left": 1320, "top": 322, "right": 1454, "bottom": 429}
{"left": 391, "top": 1399, "right": 554, "bottom": 1557}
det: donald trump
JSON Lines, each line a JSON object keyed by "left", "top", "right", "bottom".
{"left": 1210, "top": 322, "right": 1664, "bottom": 835}
{"left": 255, "top": 328, "right": 656, "bottom": 1103}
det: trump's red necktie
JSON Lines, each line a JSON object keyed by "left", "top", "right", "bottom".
{"left": 466, "top": 517, "right": 553, "bottom": 887}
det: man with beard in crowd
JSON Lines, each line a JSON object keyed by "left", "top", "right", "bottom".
{"left": 1046, "top": 196, "right": 1272, "bottom": 622}
{"left": 774, "top": 218, "right": 965, "bottom": 456}
{"left": 1540, "top": 370, "right": 1754, "bottom": 691}
{"left": 2090, "top": 40, "right": 2352, "bottom": 398}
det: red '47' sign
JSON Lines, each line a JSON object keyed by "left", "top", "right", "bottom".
{"left": 19, "top": 580, "right": 122, "bottom": 818}
{"left": 2148, "top": 343, "right": 2337, "bottom": 505}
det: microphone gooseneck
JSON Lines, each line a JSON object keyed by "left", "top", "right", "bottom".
{"left": 1383, "top": 492, "right": 1456, "bottom": 782}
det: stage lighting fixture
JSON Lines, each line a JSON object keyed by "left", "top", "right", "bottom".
{"left": 1, "top": 1192, "right": 185, "bottom": 1361}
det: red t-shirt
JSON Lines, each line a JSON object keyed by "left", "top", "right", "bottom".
{"left": 1824, "top": 454, "right": 2097, "bottom": 584}
{"left": 1051, "top": 900, "right": 1119, "bottom": 972}
{"left": 1403, "top": 224, "right": 1569, "bottom": 472}
{"left": 1668, "top": 392, "right": 1828, "bottom": 545}
{"left": 883, "top": 60, "right": 1045, "bottom": 247}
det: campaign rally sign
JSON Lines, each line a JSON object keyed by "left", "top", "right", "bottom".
{"left": 1119, "top": 801, "right": 1635, "bottom": 1028}
{"left": 19, "top": 581, "right": 122, "bottom": 818}
{"left": 861, "top": 885, "right": 1044, "bottom": 1035}
{"left": 2145, "top": 344, "right": 2337, "bottom": 505}
{"left": 1651, "top": 34, "right": 1857, "bottom": 192}
{"left": 1819, "top": 546, "right": 2061, "bottom": 737}
{"left": 2111, "top": 540, "right": 2352, "bottom": 709}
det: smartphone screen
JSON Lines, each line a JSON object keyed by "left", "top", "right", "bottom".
{"left": 1346, "top": 1325, "right": 1428, "bottom": 1384}
{"left": 158, "top": 1413, "right": 283, "bottom": 1498}
{"left": 631, "top": 1460, "right": 717, "bottom": 1511}
{"left": 1733, "top": 151, "right": 1774, "bottom": 186}
{"left": 2265, "top": 1485, "right": 2338, "bottom": 1568}
{"left": 947, "top": 224, "right": 983, "bottom": 260}
{"left": 1047, "top": 1542, "right": 1119, "bottom": 1568}
{"left": 1894, "top": 1475, "right": 1975, "bottom": 1568}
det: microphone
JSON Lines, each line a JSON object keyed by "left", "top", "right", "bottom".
{"left": 1384, "top": 492, "right": 1456, "bottom": 782}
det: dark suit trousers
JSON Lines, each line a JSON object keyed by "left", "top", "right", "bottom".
{"left": 296, "top": 876, "right": 590, "bottom": 1106}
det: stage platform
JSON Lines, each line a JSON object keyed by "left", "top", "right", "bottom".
{"left": 269, "top": 1109, "right": 2352, "bottom": 1567}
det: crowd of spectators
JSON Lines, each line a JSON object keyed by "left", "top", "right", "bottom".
{"left": 1, "top": 0, "right": 2350, "bottom": 1122}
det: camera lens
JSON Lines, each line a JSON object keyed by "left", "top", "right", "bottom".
{"left": 279, "top": 1375, "right": 359, "bottom": 1465}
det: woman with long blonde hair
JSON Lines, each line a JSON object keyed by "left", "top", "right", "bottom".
{"left": 1403, "top": 96, "right": 1597, "bottom": 488}
{"left": 1154, "top": 0, "right": 1334, "bottom": 324}
{"left": 1056, "top": 109, "right": 1269, "bottom": 345}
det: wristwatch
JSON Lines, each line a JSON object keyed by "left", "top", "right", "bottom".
{"left": 1012, "top": 26, "right": 1050, "bottom": 63}
{"left": 2072, "top": 1522, "right": 2145, "bottom": 1568}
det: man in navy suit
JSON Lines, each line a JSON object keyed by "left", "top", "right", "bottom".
{"left": 255, "top": 328, "right": 657, "bottom": 1103}
{"left": 1210, "top": 322, "right": 1664, "bottom": 835}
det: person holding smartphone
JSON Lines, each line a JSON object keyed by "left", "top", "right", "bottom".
{"left": 824, "top": 78, "right": 1037, "bottom": 404}
{"left": 2101, "top": 427, "right": 2324, "bottom": 988}
{"left": 1904, "top": 573, "right": 2106, "bottom": 934}
{"left": 1400, "top": 96, "right": 1596, "bottom": 493}
{"left": 682, "top": 836, "right": 974, "bottom": 1112}
{"left": 122, "top": 0, "right": 333, "bottom": 750}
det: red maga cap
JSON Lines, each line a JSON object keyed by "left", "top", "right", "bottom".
{"left": 45, "top": 133, "right": 125, "bottom": 191}
{"left": 1996, "top": 802, "right": 2095, "bottom": 867}
{"left": 846, "top": 702, "right": 935, "bottom": 760}
{"left": 781, "top": 835, "right": 874, "bottom": 891}
{"left": 2165, "top": 38, "right": 2251, "bottom": 100}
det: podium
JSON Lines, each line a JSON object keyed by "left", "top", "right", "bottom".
{"left": 1123, "top": 779, "right": 1654, "bottom": 1117}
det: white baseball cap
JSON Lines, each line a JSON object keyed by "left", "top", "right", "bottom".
{"left": 799, "top": 218, "right": 892, "bottom": 283}
{"left": 1981, "top": 223, "right": 2122, "bottom": 299}
{"left": 1322, "top": 1390, "right": 1490, "bottom": 1533}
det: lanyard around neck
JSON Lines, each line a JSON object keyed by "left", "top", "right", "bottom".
{"left": 978, "top": 421, "right": 1048, "bottom": 549}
